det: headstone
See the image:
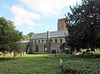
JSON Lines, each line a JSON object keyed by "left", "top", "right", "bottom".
{"left": 60, "top": 58, "right": 63, "bottom": 66}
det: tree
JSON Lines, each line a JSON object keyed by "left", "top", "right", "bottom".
{"left": 0, "top": 17, "right": 23, "bottom": 57}
{"left": 9, "top": 42, "right": 22, "bottom": 58}
{"left": 21, "top": 32, "right": 35, "bottom": 41}
{"left": 64, "top": 0, "right": 100, "bottom": 51}
{"left": 27, "top": 32, "right": 34, "bottom": 38}
{"left": 22, "top": 35, "right": 30, "bottom": 41}
{"left": 8, "top": 29, "right": 23, "bottom": 58}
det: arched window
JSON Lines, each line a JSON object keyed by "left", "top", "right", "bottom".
{"left": 46, "top": 40, "right": 47, "bottom": 43}
{"left": 44, "top": 45, "right": 47, "bottom": 52}
{"left": 61, "top": 22, "right": 64, "bottom": 28}
{"left": 60, "top": 39, "right": 62, "bottom": 43}
{"left": 42, "top": 40, "right": 44, "bottom": 43}
{"left": 35, "top": 45, "right": 38, "bottom": 52}
{"left": 35, "top": 40, "right": 36, "bottom": 44}
{"left": 31, "top": 41, "right": 33, "bottom": 43}
{"left": 38, "top": 40, "right": 40, "bottom": 43}
{"left": 50, "top": 39, "right": 52, "bottom": 43}
{"left": 55, "top": 39, "right": 57, "bottom": 43}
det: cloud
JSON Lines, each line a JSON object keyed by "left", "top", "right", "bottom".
{"left": 10, "top": 5, "right": 41, "bottom": 26}
{"left": 20, "top": 0, "right": 78, "bottom": 16}
{"left": 27, "top": 27, "right": 34, "bottom": 30}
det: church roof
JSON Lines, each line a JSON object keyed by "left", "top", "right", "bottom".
{"left": 30, "top": 30, "right": 68, "bottom": 39}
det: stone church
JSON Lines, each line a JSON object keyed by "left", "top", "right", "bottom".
{"left": 26, "top": 18, "right": 69, "bottom": 54}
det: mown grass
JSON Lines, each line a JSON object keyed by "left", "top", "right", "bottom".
{"left": 0, "top": 54, "right": 100, "bottom": 74}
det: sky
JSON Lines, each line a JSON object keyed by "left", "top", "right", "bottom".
{"left": 0, "top": 0, "right": 81, "bottom": 35}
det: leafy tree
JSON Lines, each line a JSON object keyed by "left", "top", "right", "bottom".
{"left": 21, "top": 32, "right": 35, "bottom": 41}
{"left": 21, "top": 35, "right": 30, "bottom": 41}
{"left": 64, "top": 0, "right": 100, "bottom": 51}
{"left": 27, "top": 32, "right": 34, "bottom": 38}
{"left": 0, "top": 17, "right": 23, "bottom": 57}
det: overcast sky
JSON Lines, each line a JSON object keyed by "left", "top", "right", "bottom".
{"left": 0, "top": 0, "right": 81, "bottom": 35}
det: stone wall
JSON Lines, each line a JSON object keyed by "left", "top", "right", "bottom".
{"left": 30, "top": 37, "right": 65, "bottom": 54}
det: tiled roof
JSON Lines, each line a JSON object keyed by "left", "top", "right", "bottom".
{"left": 30, "top": 30, "right": 68, "bottom": 39}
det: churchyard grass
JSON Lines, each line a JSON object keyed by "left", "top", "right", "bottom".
{"left": 0, "top": 54, "right": 62, "bottom": 74}
{"left": 0, "top": 53, "right": 100, "bottom": 74}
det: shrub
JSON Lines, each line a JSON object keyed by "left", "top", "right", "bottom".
{"left": 60, "top": 60, "right": 100, "bottom": 74}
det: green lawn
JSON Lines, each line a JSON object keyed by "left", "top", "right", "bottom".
{"left": 0, "top": 54, "right": 63, "bottom": 74}
{"left": 0, "top": 54, "right": 100, "bottom": 74}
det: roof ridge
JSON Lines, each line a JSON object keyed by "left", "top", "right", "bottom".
{"left": 30, "top": 30, "right": 68, "bottom": 39}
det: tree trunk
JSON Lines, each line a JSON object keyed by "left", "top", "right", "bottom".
{"left": 73, "top": 47, "right": 77, "bottom": 54}
{"left": 13, "top": 52, "right": 17, "bottom": 58}
{"left": 21, "top": 52, "right": 24, "bottom": 57}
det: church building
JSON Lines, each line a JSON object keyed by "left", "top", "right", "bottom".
{"left": 27, "top": 18, "right": 69, "bottom": 54}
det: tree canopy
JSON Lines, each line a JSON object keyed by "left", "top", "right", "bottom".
{"left": 21, "top": 32, "right": 34, "bottom": 41}
{"left": 64, "top": 0, "right": 100, "bottom": 51}
{"left": 0, "top": 17, "right": 23, "bottom": 53}
{"left": 27, "top": 32, "right": 34, "bottom": 38}
{"left": 21, "top": 35, "right": 30, "bottom": 41}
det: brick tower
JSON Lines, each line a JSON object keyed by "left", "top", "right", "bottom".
{"left": 57, "top": 18, "right": 67, "bottom": 31}
{"left": 57, "top": 18, "right": 70, "bottom": 31}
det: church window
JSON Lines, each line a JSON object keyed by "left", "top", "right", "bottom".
{"left": 60, "top": 39, "right": 62, "bottom": 43}
{"left": 35, "top": 45, "right": 38, "bottom": 52}
{"left": 38, "top": 40, "right": 40, "bottom": 43}
{"left": 35, "top": 40, "right": 36, "bottom": 44}
{"left": 31, "top": 41, "right": 33, "bottom": 43}
{"left": 61, "top": 22, "right": 64, "bottom": 28}
{"left": 42, "top": 40, "right": 44, "bottom": 43}
{"left": 50, "top": 39, "right": 52, "bottom": 43}
{"left": 55, "top": 39, "right": 57, "bottom": 43}
{"left": 44, "top": 45, "right": 47, "bottom": 52}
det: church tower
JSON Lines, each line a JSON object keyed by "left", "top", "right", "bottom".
{"left": 57, "top": 18, "right": 67, "bottom": 31}
{"left": 57, "top": 18, "right": 70, "bottom": 31}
